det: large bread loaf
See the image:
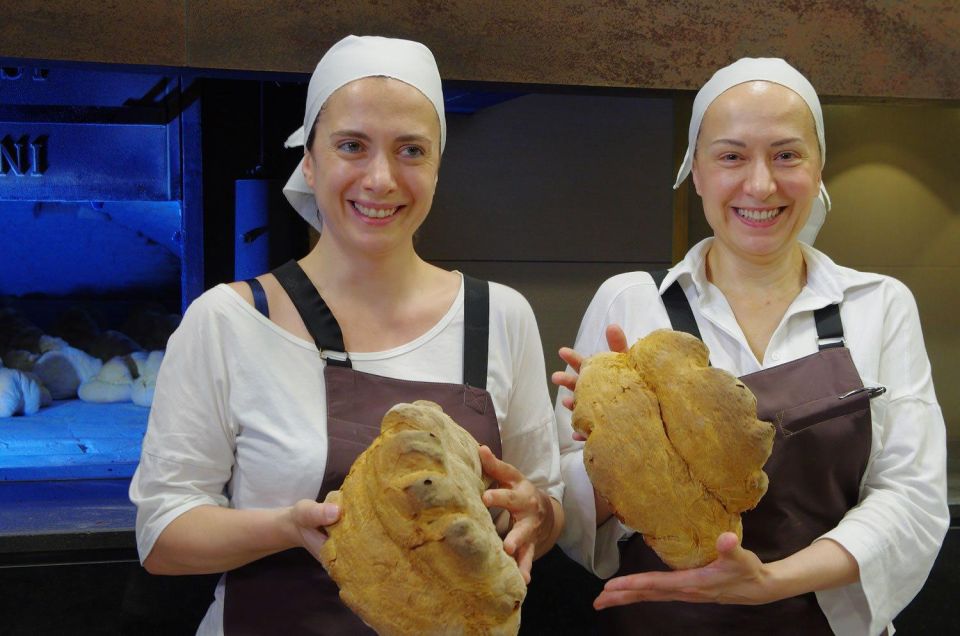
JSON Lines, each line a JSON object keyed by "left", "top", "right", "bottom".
{"left": 320, "top": 400, "right": 525, "bottom": 635}
{"left": 573, "top": 329, "right": 774, "bottom": 569}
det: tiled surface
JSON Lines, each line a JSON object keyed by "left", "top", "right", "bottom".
{"left": 0, "top": 401, "right": 147, "bottom": 480}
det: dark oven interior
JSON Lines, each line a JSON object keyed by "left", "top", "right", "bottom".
{"left": 0, "top": 61, "right": 316, "bottom": 525}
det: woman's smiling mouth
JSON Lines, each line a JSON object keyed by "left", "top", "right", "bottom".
{"left": 352, "top": 201, "right": 401, "bottom": 219}
{"left": 734, "top": 206, "right": 786, "bottom": 225}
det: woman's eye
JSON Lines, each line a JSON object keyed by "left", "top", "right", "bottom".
{"left": 337, "top": 141, "right": 363, "bottom": 153}
{"left": 399, "top": 145, "right": 425, "bottom": 158}
{"left": 719, "top": 152, "right": 740, "bottom": 161}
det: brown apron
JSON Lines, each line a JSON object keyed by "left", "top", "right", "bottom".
{"left": 222, "top": 262, "right": 502, "bottom": 635}
{"left": 599, "top": 274, "right": 882, "bottom": 635}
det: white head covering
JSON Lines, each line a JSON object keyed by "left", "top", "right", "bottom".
{"left": 673, "top": 57, "right": 830, "bottom": 245}
{"left": 282, "top": 35, "right": 446, "bottom": 232}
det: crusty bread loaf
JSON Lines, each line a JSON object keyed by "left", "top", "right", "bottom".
{"left": 573, "top": 329, "right": 774, "bottom": 569}
{"left": 320, "top": 400, "right": 525, "bottom": 635}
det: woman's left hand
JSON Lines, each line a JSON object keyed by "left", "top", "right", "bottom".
{"left": 595, "top": 532, "right": 776, "bottom": 609}
{"left": 479, "top": 445, "right": 557, "bottom": 584}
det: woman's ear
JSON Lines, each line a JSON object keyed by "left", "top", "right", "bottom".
{"left": 303, "top": 150, "right": 316, "bottom": 189}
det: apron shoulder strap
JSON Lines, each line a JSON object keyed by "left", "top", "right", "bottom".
{"left": 244, "top": 278, "right": 270, "bottom": 318}
{"left": 649, "top": 269, "right": 703, "bottom": 341}
{"left": 462, "top": 275, "right": 490, "bottom": 390}
{"left": 813, "top": 304, "right": 845, "bottom": 350}
{"left": 271, "top": 260, "right": 351, "bottom": 367}
{"left": 651, "top": 270, "right": 846, "bottom": 351}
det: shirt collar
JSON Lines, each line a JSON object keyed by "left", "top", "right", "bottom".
{"left": 660, "top": 238, "right": 881, "bottom": 309}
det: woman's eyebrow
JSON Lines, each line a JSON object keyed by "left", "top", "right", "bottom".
{"left": 395, "top": 133, "right": 432, "bottom": 144}
{"left": 709, "top": 138, "right": 746, "bottom": 147}
{"left": 771, "top": 137, "right": 804, "bottom": 147}
{"left": 329, "top": 130, "right": 432, "bottom": 144}
{"left": 330, "top": 129, "right": 370, "bottom": 140}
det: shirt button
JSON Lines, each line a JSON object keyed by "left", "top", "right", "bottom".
{"left": 771, "top": 352, "right": 781, "bottom": 361}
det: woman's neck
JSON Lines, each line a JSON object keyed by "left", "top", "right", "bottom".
{"left": 705, "top": 241, "right": 806, "bottom": 300}
{"left": 705, "top": 240, "right": 807, "bottom": 362}
{"left": 299, "top": 234, "right": 427, "bottom": 306}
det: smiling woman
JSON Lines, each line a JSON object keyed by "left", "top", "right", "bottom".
{"left": 553, "top": 57, "right": 948, "bottom": 636}
{"left": 128, "top": 35, "right": 565, "bottom": 635}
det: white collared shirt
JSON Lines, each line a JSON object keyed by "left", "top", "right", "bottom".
{"left": 556, "top": 238, "right": 948, "bottom": 636}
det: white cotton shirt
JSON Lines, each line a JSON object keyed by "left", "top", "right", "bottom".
{"left": 130, "top": 274, "right": 563, "bottom": 636}
{"left": 556, "top": 238, "right": 948, "bottom": 636}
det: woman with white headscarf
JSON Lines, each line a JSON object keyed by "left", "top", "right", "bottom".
{"left": 553, "top": 58, "right": 947, "bottom": 634}
{"left": 130, "top": 35, "right": 564, "bottom": 634}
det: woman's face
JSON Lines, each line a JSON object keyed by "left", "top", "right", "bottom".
{"left": 302, "top": 77, "right": 441, "bottom": 257}
{"left": 692, "top": 81, "right": 822, "bottom": 262}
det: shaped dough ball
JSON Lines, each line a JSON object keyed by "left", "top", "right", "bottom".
{"left": 573, "top": 329, "right": 775, "bottom": 569}
{"left": 320, "top": 401, "right": 525, "bottom": 636}
{"left": 33, "top": 346, "right": 103, "bottom": 400}
{"left": 0, "top": 368, "right": 44, "bottom": 417}
{"left": 78, "top": 355, "right": 138, "bottom": 403}
{"left": 0, "top": 349, "right": 40, "bottom": 371}
{"left": 130, "top": 350, "right": 164, "bottom": 407}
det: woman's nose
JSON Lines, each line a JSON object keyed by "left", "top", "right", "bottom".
{"left": 743, "top": 160, "right": 777, "bottom": 200}
{"left": 362, "top": 151, "right": 397, "bottom": 193}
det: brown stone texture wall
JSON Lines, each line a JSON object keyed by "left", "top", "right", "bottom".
{"left": 2, "top": 1, "right": 957, "bottom": 99}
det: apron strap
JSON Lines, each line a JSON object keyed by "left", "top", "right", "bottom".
{"left": 244, "top": 278, "right": 270, "bottom": 318}
{"left": 813, "top": 304, "right": 845, "bottom": 350}
{"left": 272, "top": 260, "right": 351, "bottom": 367}
{"left": 269, "top": 261, "right": 490, "bottom": 379}
{"left": 462, "top": 275, "right": 489, "bottom": 390}
{"left": 650, "top": 270, "right": 845, "bottom": 351}
{"left": 650, "top": 269, "right": 703, "bottom": 341}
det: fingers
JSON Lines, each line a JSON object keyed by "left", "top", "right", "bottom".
{"left": 550, "top": 370, "right": 578, "bottom": 393}
{"left": 595, "top": 589, "right": 680, "bottom": 609}
{"left": 606, "top": 324, "right": 629, "bottom": 353}
{"left": 502, "top": 514, "right": 537, "bottom": 555}
{"left": 557, "top": 347, "right": 583, "bottom": 373}
{"left": 515, "top": 541, "right": 535, "bottom": 584}
{"left": 596, "top": 571, "right": 707, "bottom": 608}
{"left": 300, "top": 527, "right": 329, "bottom": 559}
{"left": 292, "top": 500, "right": 340, "bottom": 560}
{"left": 478, "top": 445, "right": 523, "bottom": 485}
{"left": 483, "top": 486, "right": 532, "bottom": 512}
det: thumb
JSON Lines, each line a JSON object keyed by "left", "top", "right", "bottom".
{"left": 314, "top": 502, "right": 341, "bottom": 527}
{"left": 715, "top": 532, "right": 740, "bottom": 556}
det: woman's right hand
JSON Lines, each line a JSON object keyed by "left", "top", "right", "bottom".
{"left": 290, "top": 498, "right": 341, "bottom": 560}
{"left": 551, "top": 325, "right": 628, "bottom": 527}
{"left": 551, "top": 324, "right": 630, "bottom": 417}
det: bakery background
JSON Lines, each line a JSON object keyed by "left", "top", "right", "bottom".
{"left": 1, "top": 1, "right": 957, "bottom": 633}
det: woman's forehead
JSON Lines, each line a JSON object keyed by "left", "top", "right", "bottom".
{"left": 701, "top": 81, "right": 817, "bottom": 138}
{"left": 322, "top": 77, "right": 439, "bottom": 128}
